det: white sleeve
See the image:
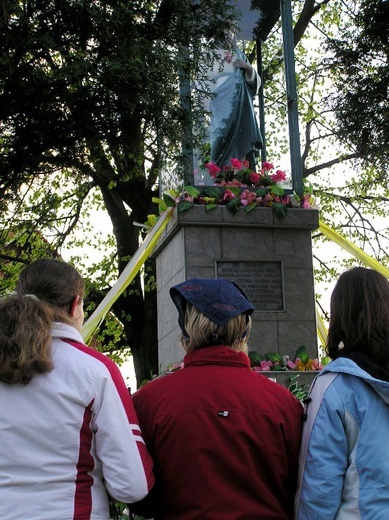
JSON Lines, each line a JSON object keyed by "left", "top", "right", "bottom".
{"left": 91, "top": 361, "right": 154, "bottom": 503}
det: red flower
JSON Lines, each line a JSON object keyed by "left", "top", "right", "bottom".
{"left": 230, "top": 158, "right": 243, "bottom": 169}
{"left": 262, "top": 162, "right": 274, "bottom": 172}
{"left": 249, "top": 173, "right": 260, "bottom": 185}
{"left": 205, "top": 162, "right": 221, "bottom": 178}
{"left": 270, "top": 169, "right": 287, "bottom": 183}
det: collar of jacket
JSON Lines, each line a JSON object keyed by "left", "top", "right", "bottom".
{"left": 184, "top": 345, "right": 250, "bottom": 369}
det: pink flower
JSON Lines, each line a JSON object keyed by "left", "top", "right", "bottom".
{"left": 240, "top": 190, "right": 257, "bottom": 205}
{"left": 230, "top": 158, "right": 243, "bottom": 169}
{"left": 249, "top": 172, "right": 260, "bottom": 185}
{"left": 281, "top": 195, "right": 291, "bottom": 205}
{"left": 310, "top": 358, "right": 323, "bottom": 370}
{"left": 182, "top": 192, "right": 194, "bottom": 202}
{"left": 270, "top": 169, "right": 286, "bottom": 183}
{"left": 171, "top": 361, "right": 184, "bottom": 371}
{"left": 205, "top": 162, "right": 221, "bottom": 178}
{"left": 286, "top": 359, "right": 297, "bottom": 370}
{"left": 302, "top": 194, "right": 311, "bottom": 209}
{"left": 223, "top": 189, "right": 236, "bottom": 202}
{"left": 242, "top": 160, "right": 250, "bottom": 169}
{"left": 262, "top": 193, "right": 273, "bottom": 206}
{"left": 229, "top": 179, "right": 244, "bottom": 187}
{"left": 260, "top": 360, "right": 273, "bottom": 371}
{"left": 252, "top": 361, "right": 273, "bottom": 372}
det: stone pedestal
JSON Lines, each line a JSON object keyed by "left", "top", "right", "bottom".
{"left": 152, "top": 206, "right": 319, "bottom": 371}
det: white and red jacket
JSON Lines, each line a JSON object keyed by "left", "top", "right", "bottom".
{"left": 0, "top": 322, "right": 154, "bottom": 520}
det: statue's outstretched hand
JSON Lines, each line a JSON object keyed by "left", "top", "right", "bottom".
{"left": 233, "top": 59, "right": 251, "bottom": 73}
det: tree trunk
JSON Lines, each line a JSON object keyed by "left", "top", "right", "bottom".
{"left": 99, "top": 182, "right": 159, "bottom": 388}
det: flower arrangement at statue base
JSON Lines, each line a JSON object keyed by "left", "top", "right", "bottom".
{"left": 158, "top": 346, "right": 328, "bottom": 377}
{"left": 248, "top": 345, "right": 329, "bottom": 373}
{"left": 148, "top": 346, "right": 329, "bottom": 401}
{"left": 248, "top": 346, "right": 329, "bottom": 401}
{"left": 140, "top": 158, "right": 315, "bottom": 231}
{"left": 166, "top": 158, "right": 314, "bottom": 219}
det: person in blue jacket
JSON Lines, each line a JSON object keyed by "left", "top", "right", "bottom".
{"left": 295, "top": 266, "right": 389, "bottom": 519}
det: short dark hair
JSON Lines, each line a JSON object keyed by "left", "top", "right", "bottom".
{"left": 327, "top": 267, "right": 389, "bottom": 362}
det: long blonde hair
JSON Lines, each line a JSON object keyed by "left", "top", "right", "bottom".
{"left": 181, "top": 302, "right": 251, "bottom": 353}
{"left": 0, "top": 259, "right": 84, "bottom": 384}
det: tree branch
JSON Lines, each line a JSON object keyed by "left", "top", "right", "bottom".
{"left": 304, "top": 153, "right": 359, "bottom": 177}
{"left": 293, "top": 0, "right": 331, "bottom": 47}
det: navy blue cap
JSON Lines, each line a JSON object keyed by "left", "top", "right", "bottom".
{"left": 169, "top": 278, "right": 254, "bottom": 336}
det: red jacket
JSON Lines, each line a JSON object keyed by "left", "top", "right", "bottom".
{"left": 132, "top": 346, "right": 303, "bottom": 519}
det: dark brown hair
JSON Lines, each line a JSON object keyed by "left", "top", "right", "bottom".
{"left": 326, "top": 267, "right": 389, "bottom": 362}
{"left": 0, "top": 259, "right": 84, "bottom": 384}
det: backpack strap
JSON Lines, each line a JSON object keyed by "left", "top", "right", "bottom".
{"left": 295, "top": 371, "right": 338, "bottom": 509}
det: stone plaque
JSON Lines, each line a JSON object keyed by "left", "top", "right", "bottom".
{"left": 216, "top": 261, "right": 284, "bottom": 311}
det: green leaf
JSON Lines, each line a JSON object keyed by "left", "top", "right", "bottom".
{"left": 183, "top": 185, "right": 200, "bottom": 197}
{"left": 271, "top": 185, "right": 285, "bottom": 196}
{"left": 163, "top": 193, "right": 177, "bottom": 207}
{"left": 295, "top": 345, "right": 310, "bottom": 364}
{"left": 265, "top": 352, "right": 283, "bottom": 364}
{"left": 244, "top": 202, "right": 257, "bottom": 212}
{"left": 152, "top": 197, "right": 166, "bottom": 206}
{"left": 177, "top": 200, "right": 194, "bottom": 212}
{"left": 205, "top": 203, "right": 219, "bottom": 211}
{"left": 228, "top": 186, "right": 242, "bottom": 196}
{"left": 272, "top": 202, "right": 287, "bottom": 217}
{"left": 226, "top": 197, "right": 240, "bottom": 213}
{"left": 271, "top": 365, "right": 288, "bottom": 371}
{"left": 203, "top": 187, "right": 223, "bottom": 198}
{"left": 303, "top": 180, "right": 314, "bottom": 195}
{"left": 248, "top": 351, "right": 263, "bottom": 365}
{"left": 255, "top": 188, "right": 267, "bottom": 197}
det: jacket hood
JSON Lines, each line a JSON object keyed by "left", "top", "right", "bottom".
{"left": 51, "top": 322, "right": 84, "bottom": 344}
{"left": 322, "top": 357, "right": 389, "bottom": 404}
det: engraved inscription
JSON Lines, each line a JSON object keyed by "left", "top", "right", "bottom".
{"left": 216, "top": 261, "right": 284, "bottom": 311}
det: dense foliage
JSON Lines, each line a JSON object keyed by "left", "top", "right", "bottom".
{"left": 0, "top": 0, "right": 238, "bottom": 384}
{"left": 326, "top": 0, "right": 388, "bottom": 174}
{"left": 1, "top": 0, "right": 388, "bottom": 384}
